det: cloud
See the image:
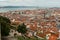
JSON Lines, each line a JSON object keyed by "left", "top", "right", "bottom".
{"left": 0, "top": 0, "right": 6, "bottom": 1}
{"left": 1, "top": 0, "right": 37, "bottom": 6}
{"left": 0, "top": 0, "right": 60, "bottom": 7}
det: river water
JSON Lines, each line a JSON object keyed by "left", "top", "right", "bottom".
{"left": 0, "top": 8, "right": 37, "bottom": 12}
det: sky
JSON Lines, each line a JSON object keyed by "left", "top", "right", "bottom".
{"left": 0, "top": 0, "right": 60, "bottom": 7}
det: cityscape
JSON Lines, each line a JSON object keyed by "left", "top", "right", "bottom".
{"left": 0, "top": 7, "right": 60, "bottom": 40}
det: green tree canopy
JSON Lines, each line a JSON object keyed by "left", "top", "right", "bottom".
{"left": 0, "top": 16, "right": 11, "bottom": 24}
{"left": 0, "top": 16, "right": 11, "bottom": 36}
{"left": 17, "top": 23, "right": 27, "bottom": 34}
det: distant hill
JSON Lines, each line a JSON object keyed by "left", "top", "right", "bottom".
{"left": 0, "top": 6, "right": 60, "bottom": 9}
{"left": 0, "top": 6, "right": 39, "bottom": 8}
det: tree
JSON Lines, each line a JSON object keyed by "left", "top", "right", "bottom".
{"left": 0, "top": 16, "right": 11, "bottom": 24}
{"left": 1, "top": 23, "right": 10, "bottom": 36}
{"left": 0, "top": 16, "right": 11, "bottom": 36}
{"left": 17, "top": 23, "right": 27, "bottom": 34}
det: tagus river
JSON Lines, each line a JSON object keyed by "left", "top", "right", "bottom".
{"left": 0, "top": 8, "right": 37, "bottom": 12}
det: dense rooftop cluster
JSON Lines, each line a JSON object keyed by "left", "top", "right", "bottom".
{"left": 0, "top": 8, "right": 60, "bottom": 39}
